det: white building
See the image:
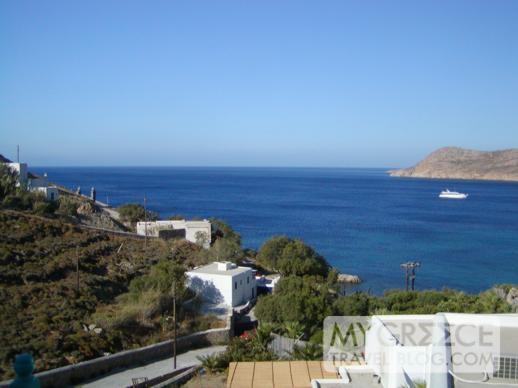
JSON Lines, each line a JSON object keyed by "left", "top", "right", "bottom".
{"left": 2, "top": 158, "right": 59, "bottom": 201}
{"left": 136, "top": 219, "right": 211, "bottom": 248}
{"left": 31, "top": 186, "right": 59, "bottom": 201}
{"left": 186, "top": 262, "right": 256, "bottom": 307}
{"left": 322, "top": 312, "right": 518, "bottom": 388}
{"left": 5, "top": 162, "right": 28, "bottom": 186}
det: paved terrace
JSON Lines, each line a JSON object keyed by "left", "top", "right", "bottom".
{"left": 82, "top": 345, "right": 226, "bottom": 388}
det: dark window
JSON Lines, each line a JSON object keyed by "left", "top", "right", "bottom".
{"left": 234, "top": 282, "right": 237, "bottom": 290}
{"left": 247, "top": 276, "right": 250, "bottom": 284}
{"left": 240, "top": 279, "right": 242, "bottom": 285}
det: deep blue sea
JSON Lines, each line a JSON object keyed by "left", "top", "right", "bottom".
{"left": 32, "top": 167, "right": 518, "bottom": 294}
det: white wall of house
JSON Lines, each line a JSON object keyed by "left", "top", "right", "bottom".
{"left": 32, "top": 186, "right": 59, "bottom": 201}
{"left": 6, "top": 163, "right": 28, "bottom": 186}
{"left": 186, "top": 262, "right": 256, "bottom": 307}
{"left": 136, "top": 220, "right": 211, "bottom": 248}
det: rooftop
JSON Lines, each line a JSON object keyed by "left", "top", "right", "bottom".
{"left": 0, "top": 154, "right": 12, "bottom": 163}
{"left": 187, "top": 262, "right": 253, "bottom": 276}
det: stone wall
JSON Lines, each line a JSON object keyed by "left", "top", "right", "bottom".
{"left": 1, "top": 315, "right": 233, "bottom": 388}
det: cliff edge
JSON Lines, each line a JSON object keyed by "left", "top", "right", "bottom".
{"left": 389, "top": 147, "right": 518, "bottom": 181}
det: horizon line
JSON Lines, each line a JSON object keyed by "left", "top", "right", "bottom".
{"left": 31, "top": 164, "right": 396, "bottom": 170}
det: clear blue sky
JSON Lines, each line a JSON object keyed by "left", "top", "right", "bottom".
{"left": 1, "top": 1, "right": 517, "bottom": 167}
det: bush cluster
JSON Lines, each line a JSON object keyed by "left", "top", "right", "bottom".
{"left": 0, "top": 211, "right": 218, "bottom": 379}
{"left": 117, "top": 203, "right": 158, "bottom": 224}
{"left": 257, "top": 236, "right": 330, "bottom": 277}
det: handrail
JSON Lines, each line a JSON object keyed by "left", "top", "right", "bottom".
{"left": 449, "top": 369, "right": 518, "bottom": 386}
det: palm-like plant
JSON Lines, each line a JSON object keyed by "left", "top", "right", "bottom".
{"left": 283, "top": 321, "right": 304, "bottom": 339}
{"left": 197, "top": 353, "right": 226, "bottom": 374}
{"left": 289, "top": 342, "right": 323, "bottom": 360}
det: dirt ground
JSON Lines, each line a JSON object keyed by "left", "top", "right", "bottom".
{"left": 180, "top": 372, "right": 227, "bottom": 388}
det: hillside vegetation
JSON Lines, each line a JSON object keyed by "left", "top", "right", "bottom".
{"left": 0, "top": 210, "right": 220, "bottom": 380}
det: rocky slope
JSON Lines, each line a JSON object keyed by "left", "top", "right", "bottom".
{"left": 389, "top": 147, "right": 518, "bottom": 181}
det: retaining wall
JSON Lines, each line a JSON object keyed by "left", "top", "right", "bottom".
{"left": 1, "top": 315, "right": 233, "bottom": 388}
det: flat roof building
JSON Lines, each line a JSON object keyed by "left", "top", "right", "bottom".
{"left": 136, "top": 219, "right": 211, "bottom": 248}
{"left": 186, "top": 262, "right": 256, "bottom": 308}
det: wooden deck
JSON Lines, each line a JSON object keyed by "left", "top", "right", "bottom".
{"left": 226, "top": 361, "right": 340, "bottom": 388}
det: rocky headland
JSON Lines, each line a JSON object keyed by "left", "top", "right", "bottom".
{"left": 389, "top": 147, "right": 518, "bottom": 182}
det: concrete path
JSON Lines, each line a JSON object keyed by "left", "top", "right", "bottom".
{"left": 81, "top": 345, "right": 226, "bottom": 388}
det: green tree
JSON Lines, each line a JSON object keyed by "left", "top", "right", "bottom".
{"left": 210, "top": 218, "right": 241, "bottom": 245}
{"left": 255, "top": 276, "right": 334, "bottom": 338}
{"left": 333, "top": 292, "right": 372, "bottom": 316}
{"left": 257, "top": 236, "right": 330, "bottom": 277}
{"left": 129, "top": 258, "right": 186, "bottom": 297}
{"left": 201, "top": 238, "right": 244, "bottom": 263}
{"left": 256, "top": 235, "right": 290, "bottom": 271}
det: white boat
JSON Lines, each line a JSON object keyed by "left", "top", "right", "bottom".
{"left": 439, "top": 189, "right": 468, "bottom": 199}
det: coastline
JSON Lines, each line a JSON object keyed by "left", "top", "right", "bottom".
{"left": 31, "top": 166, "right": 518, "bottom": 294}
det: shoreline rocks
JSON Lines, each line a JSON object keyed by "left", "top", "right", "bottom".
{"left": 337, "top": 273, "right": 362, "bottom": 284}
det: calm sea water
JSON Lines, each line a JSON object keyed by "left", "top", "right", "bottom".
{"left": 33, "top": 167, "right": 518, "bottom": 293}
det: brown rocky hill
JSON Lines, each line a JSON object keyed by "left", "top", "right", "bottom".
{"left": 389, "top": 147, "right": 518, "bottom": 181}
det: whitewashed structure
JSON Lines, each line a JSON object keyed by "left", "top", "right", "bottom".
{"left": 5, "top": 162, "right": 28, "bottom": 186}
{"left": 186, "top": 262, "right": 256, "bottom": 307}
{"left": 362, "top": 313, "right": 518, "bottom": 388}
{"left": 32, "top": 186, "right": 59, "bottom": 201}
{"left": 136, "top": 219, "right": 211, "bottom": 248}
{"left": 2, "top": 160, "right": 59, "bottom": 201}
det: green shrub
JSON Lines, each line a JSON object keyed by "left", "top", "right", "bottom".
{"left": 58, "top": 196, "right": 78, "bottom": 217}
{"left": 117, "top": 203, "right": 158, "bottom": 224}
{"left": 197, "top": 353, "right": 227, "bottom": 374}
{"left": 2, "top": 194, "right": 24, "bottom": 209}
{"left": 255, "top": 276, "right": 334, "bottom": 338}
{"left": 0, "top": 165, "right": 18, "bottom": 199}
{"left": 289, "top": 341, "right": 323, "bottom": 360}
{"left": 32, "top": 200, "right": 57, "bottom": 216}
{"left": 257, "top": 236, "right": 329, "bottom": 277}
{"left": 210, "top": 218, "right": 241, "bottom": 245}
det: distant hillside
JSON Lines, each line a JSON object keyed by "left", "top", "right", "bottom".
{"left": 389, "top": 147, "right": 518, "bottom": 181}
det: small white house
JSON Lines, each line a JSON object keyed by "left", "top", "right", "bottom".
{"left": 2, "top": 158, "right": 59, "bottom": 201}
{"left": 5, "top": 162, "right": 28, "bottom": 186}
{"left": 136, "top": 219, "right": 211, "bottom": 248}
{"left": 186, "top": 262, "right": 256, "bottom": 307}
{"left": 32, "top": 186, "right": 59, "bottom": 201}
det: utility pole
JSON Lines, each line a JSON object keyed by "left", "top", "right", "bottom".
{"left": 144, "top": 196, "right": 147, "bottom": 249}
{"left": 173, "top": 281, "right": 177, "bottom": 370}
{"left": 17, "top": 145, "right": 20, "bottom": 163}
{"left": 400, "top": 261, "right": 420, "bottom": 291}
{"left": 76, "top": 246, "right": 80, "bottom": 296}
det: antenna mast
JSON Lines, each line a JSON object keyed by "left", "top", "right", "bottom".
{"left": 400, "top": 261, "right": 421, "bottom": 291}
